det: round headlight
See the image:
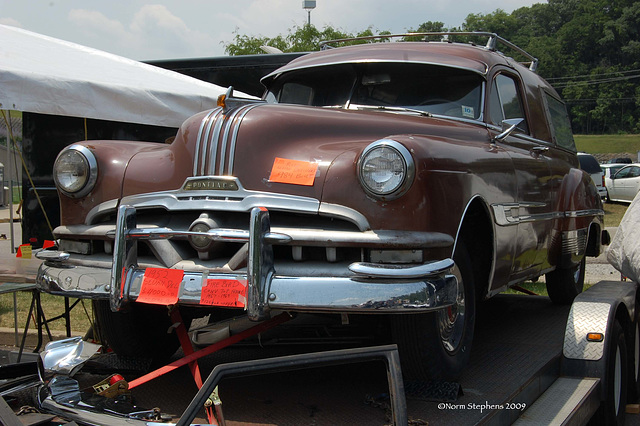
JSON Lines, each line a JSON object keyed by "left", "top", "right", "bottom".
{"left": 358, "top": 139, "right": 414, "bottom": 199}
{"left": 53, "top": 145, "right": 98, "bottom": 198}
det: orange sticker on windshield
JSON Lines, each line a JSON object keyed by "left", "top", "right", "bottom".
{"left": 137, "top": 268, "right": 183, "bottom": 305}
{"left": 201, "top": 279, "right": 247, "bottom": 308}
{"left": 269, "top": 157, "right": 318, "bottom": 186}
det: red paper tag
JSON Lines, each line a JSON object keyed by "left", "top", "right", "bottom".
{"left": 42, "top": 240, "right": 56, "bottom": 249}
{"left": 269, "top": 157, "right": 318, "bottom": 186}
{"left": 200, "top": 279, "right": 247, "bottom": 308}
{"left": 137, "top": 268, "right": 184, "bottom": 305}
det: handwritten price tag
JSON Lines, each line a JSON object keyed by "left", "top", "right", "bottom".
{"left": 269, "top": 157, "right": 318, "bottom": 186}
{"left": 16, "top": 244, "right": 32, "bottom": 259}
{"left": 201, "top": 279, "right": 247, "bottom": 308}
{"left": 137, "top": 268, "right": 184, "bottom": 305}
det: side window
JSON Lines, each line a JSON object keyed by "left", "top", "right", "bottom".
{"left": 489, "top": 74, "right": 529, "bottom": 134}
{"left": 616, "top": 167, "right": 632, "bottom": 179}
{"left": 544, "top": 92, "right": 576, "bottom": 151}
{"left": 618, "top": 166, "right": 640, "bottom": 179}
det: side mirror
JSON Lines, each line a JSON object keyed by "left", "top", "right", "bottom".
{"left": 494, "top": 118, "right": 525, "bottom": 142}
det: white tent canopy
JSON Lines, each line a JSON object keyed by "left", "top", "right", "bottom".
{"left": 0, "top": 24, "right": 242, "bottom": 128}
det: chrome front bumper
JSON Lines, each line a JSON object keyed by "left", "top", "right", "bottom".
{"left": 37, "top": 205, "right": 459, "bottom": 320}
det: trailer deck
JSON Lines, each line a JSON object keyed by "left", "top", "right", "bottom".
{"left": 87, "top": 293, "right": 571, "bottom": 425}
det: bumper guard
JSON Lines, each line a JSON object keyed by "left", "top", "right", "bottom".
{"left": 38, "top": 205, "right": 459, "bottom": 320}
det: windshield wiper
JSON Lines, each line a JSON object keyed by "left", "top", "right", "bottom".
{"left": 352, "top": 105, "right": 432, "bottom": 117}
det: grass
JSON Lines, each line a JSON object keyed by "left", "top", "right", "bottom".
{"left": 603, "top": 201, "right": 628, "bottom": 228}
{"left": 0, "top": 292, "right": 94, "bottom": 335}
{"left": 575, "top": 134, "right": 640, "bottom": 154}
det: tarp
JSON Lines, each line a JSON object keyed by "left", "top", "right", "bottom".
{"left": 607, "top": 190, "right": 640, "bottom": 283}
{"left": 0, "top": 24, "right": 244, "bottom": 128}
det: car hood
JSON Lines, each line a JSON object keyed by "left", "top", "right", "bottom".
{"left": 180, "top": 103, "right": 485, "bottom": 199}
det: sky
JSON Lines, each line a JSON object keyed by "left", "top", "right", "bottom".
{"left": 0, "top": 0, "right": 545, "bottom": 61}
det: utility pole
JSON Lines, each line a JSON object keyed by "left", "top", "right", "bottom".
{"left": 302, "top": 0, "right": 316, "bottom": 26}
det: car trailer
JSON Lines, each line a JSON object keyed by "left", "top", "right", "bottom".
{"left": 1, "top": 279, "right": 639, "bottom": 425}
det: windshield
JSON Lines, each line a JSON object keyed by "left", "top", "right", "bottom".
{"left": 265, "top": 63, "right": 484, "bottom": 120}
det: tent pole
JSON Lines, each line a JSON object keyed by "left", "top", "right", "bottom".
{"left": 7, "top": 112, "right": 14, "bottom": 254}
{"left": 1, "top": 110, "right": 15, "bottom": 254}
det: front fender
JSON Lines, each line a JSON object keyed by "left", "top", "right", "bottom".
{"left": 58, "top": 140, "right": 161, "bottom": 226}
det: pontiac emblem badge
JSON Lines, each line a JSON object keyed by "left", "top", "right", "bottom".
{"left": 183, "top": 178, "right": 239, "bottom": 191}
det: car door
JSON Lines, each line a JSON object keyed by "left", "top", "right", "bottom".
{"left": 611, "top": 165, "right": 640, "bottom": 202}
{"left": 488, "top": 72, "right": 553, "bottom": 280}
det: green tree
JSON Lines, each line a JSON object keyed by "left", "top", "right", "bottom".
{"left": 224, "top": 24, "right": 389, "bottom": 55}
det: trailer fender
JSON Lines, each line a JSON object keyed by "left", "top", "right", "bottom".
{"left": 561, "top": 280, "right": 637, "bottom": 403}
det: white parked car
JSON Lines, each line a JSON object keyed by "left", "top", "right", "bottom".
{"left": 606, "top": 163, "right": 640, "bottom": 203}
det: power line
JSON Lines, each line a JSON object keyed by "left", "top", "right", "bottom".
{"left": 565, "top": 98, "right": 637, "bottom": 103}
{"left": 552, "top": 73, "right": 640, "bottom": 88}
{"left": 546, "top": 68, "right": 640, "bottom": 81}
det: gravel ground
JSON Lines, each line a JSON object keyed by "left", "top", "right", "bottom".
{"left": 585, "top": 227, "right": 625, "bottom": 284}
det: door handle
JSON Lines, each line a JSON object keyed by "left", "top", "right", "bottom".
{"left": 531, "top": 146, "right": 549, "bottom": 156}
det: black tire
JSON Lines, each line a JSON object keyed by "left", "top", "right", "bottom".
{"left": 92, "top": 300, "right": 190, "bottom": 363}
{"left": 545, "top": 256, "right": 586, "bottom": 305}
{"left": 596, "top": 320, "right": 628, "bottom": 426}
{"left": 391, "top": 242, "right": 476, "bottom": 381}
{"left": 628, "top": 305, "right": 640, "bottom": 402}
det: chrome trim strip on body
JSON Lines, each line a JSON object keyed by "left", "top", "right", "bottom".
{"left": 85, "top": 199, "right": 119, "bottom": 225}
{"left": 56, "top": 224, "right": 453, "bottom": 250}
{"left": 565, "top": 209, "right": 605, "bottom": 218}
{"left": 318, "top": 203, "right": 371, "bottom": 231}
{"left": 70, "top": 195, "right": 374, "bottom": 234}
{"left": 107, "top": 226, "right": 292, "bottom": 245}
{"left": 491, "top": 203, "right": 602, "bottom": 226}
{"left": 118, "top": 178, "right": 321, "bottom": 214}
{"left": 38, "top": 206, "right": 458, "bottom": 317}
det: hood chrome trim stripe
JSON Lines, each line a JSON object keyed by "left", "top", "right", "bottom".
{"left": 194, "top": 105, "right": 261, "bottom": 177}
{"left": 204, "top": 110, "right": 226, "bottom": 176}
{"left": 194, "top": 108, "right": 223, "bottom": 176}
{"left": 227, "top": 104, "right": 260, "bottom": 175}
{"left": 216, "top": 104, "right": 253, "bottom": 175}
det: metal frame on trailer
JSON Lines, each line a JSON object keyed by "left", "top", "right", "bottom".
{"left": 176, "top": 344, "right": 407, "bottom": 426}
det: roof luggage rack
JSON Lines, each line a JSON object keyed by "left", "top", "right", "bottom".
{"left": 320, "top": 31, "right": 539, "bottom": 72}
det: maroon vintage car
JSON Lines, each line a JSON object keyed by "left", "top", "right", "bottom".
{"left": 37, "top": 33, "right": 607, "bottom": 380}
